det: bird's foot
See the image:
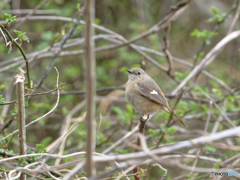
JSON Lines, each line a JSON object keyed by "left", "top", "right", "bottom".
{"left": 140, "top": 113, "right": 149, "bottom": 122}
{"left": 139, "top": 113, "right": 149, "bottom": 129}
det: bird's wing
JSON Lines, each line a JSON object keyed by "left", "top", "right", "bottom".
{"left": 136, "top": 79, "right": 171, "bottom": 111}
{"left": 137, "top": 79, "right": 188, "bottom": 127}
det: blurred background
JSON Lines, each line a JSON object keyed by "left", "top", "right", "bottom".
{"left": 0, "top": 0, "right": 240, "bottom": 179}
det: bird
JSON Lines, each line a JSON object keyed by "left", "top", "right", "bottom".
{"left": 125, "top": 67, "right": 187, "bottom": 127}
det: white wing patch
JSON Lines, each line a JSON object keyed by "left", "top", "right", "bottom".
{"left": 150, "top": 90, "right": 158, "bottom": 95}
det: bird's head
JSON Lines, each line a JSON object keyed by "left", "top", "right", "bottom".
{"left": 127, "top": 67, "right": 146, "bottom": 82}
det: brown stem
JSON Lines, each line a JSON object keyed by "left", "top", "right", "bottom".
{"left": 15, "top": 73, "right": 27, "bottom": 180}
{"left": 85, "top": 0, "right": 96, "bottom": 177}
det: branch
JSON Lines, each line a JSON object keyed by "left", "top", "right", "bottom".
{"left": 95, "top": 0, "right": 193, "bottom": 53}
{"left": 133, "top": 114, "right": 149, "bottom": 180}
{"left": 0, "top": 82, "right": 66, "bottom": 106}
{"left": 15, "top": 73, "right": 27, "bottom": 180}
{"left": 92, "top": 126, "right": 240, "bottom": 163}
{"left": 0, "top": 67, "right": 60, "bottom": 142}
{"left": 84, "top": 0, "right": 96, "bottom": 177}
{"left": 36, "top": 12, "right": 83, "bottom": 89}
{"left": 227, "top": 0, "right": 240, "bottom": 34}
{"left": 0, "top": 25, "right": 31, "bottom": 89}
{"left": 171, "top": 30, "right": 240, "bottom": 95}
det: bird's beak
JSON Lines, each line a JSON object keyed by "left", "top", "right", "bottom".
{"left": 127, "top": 70, "right": 133, "bottom": 74}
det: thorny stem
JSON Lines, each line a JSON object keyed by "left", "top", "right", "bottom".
{"left": 0, "top": 24, "right": 31, "bottom": 89}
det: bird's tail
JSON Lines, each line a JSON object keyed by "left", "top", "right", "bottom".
{"left": 163, "top": 106, "right": 187, "bottom": 127}
{"left": 173, "top": 113, "right": 187, "bottom": 127}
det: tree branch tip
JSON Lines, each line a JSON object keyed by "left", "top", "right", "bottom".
{"left": 15, "top": 73, "right": 25, "bottom": 84}
{"left": 141, "top": 114, "right": 149, "bottom": 121}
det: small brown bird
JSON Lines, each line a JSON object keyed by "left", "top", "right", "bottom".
{"left": 125, "top": 67, "right": 187, "bottom": 127}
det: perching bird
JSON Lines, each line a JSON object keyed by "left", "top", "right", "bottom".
{"left": 125, "top": 67, "right": 187, "bottom": 127}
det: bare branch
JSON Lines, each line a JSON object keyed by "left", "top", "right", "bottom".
{"left": 15, "top": 73, "right": 27, "bottom": 180}
{"left": 84, "top": 0, "right": 96, "bottom": 177}
{"left": 227, "top": 0, "right": 240, "bottom": 34}
{"left": 171, "top": 30, "right": 240, "bottom": 95}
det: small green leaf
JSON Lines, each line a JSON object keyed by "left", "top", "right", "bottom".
{"left": 168, "top": 127, "right": 176, "bottom": 135}
{"left": 191, "top": 29, "right": 218, "bottom": 41}
{"left": 3, "top": 13, "right": 19, "bottom": 25}
{"left": 205, "top": 39, "right": 211, "bottom": 45}
{"left": 132, "top": 64, "right": 141, "bottom": 68}
{"left": 76, "top": 3, "right": 81, "bottom": 11}
{"left": 161, "top": 124, "right": 168, "bottom": 132}
{"left": 214, "top": 160, "right": 222, "bottom": 169}
{"left": 125, "top": 104, "right": 133, "bottom": 113}
{"left": 8, "top": 43, "right": 12, "bottom": 54}
{"left": 119, "top": 67, "right": 128, "bottom": 73}
{"left": 210, "top": 6, "right": 220, "bottom": 15}
{"left": 25, "top": 102, "right": 29, "bottom": 107}
{"left": 205, "top": 145, "right": 216, "bottom": 152}
{"left": 14, "top": 30, "right": 30, "bottom": 43}
{"left": 207, "top": 7, "right": 226, "bottom": 24}
{"left": 148, "top": 129, "right": 159, "bottom": 136}
{"left": 0, "top": 95, "right": 5, "bottom": 103}
{"left": 36, "top": 144, "right": 47, "bottom": 153}
{"left": 18, "top": 67, "right": 25, "bottom": 74}
{"left": 185, "top": 173, "right": 198, "bottom": 178}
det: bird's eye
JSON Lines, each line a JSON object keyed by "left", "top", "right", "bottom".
{"left": 138, "top": 72, "right": 141, "bottom": 75}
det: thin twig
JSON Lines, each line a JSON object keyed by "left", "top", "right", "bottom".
{"left": 163, "top": 25, "right": 175, "bottom": 78}
{"left": 171, "top": 30, "right": 240, "bottom": 95}
{"left": 0, "top": 82, "right": 66, "bottom": 106}
{"left": 36, "top": 12, "right": 83, "bottom": 89}
{"left": 0, "top": 67, "right": 60, "bottom": 142}
{"left": 227, "top": 0, "right": 240, "bottom": 34}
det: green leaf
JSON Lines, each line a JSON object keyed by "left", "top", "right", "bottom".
{"left": 94, "top": 18, "right": 101, "bottom": 25}
{"left": 125, "top": 104, "right": 133, "bottom": 113}
{"left": 194, "top": 52, "right": 205, "bottom": 60}
{"left": 185, "top": 173, "right": 198, "bottom": 178}
{"left": 191, "top": 29, "right": 218, "bottom": 41}
{"left": 132, "top": 64, "right": 141, "bottom": 68}
{"left": 36, "top": 144, "right": 47, "bottom": 153}
{"left": 167, "top": 127, "right": 176, "bottom": 136}
{"left": 3, "top": 13, "right": 18, "bottom": 25}
{"left": 18, "top": 67, "right": 25, "bottom": 74}
{"left": 207, "top": 7, "right": 227, "bottom": 24}
{"left": 148, "top": 129, "right": 159, "bottom": 136}
{"left": 214, "top": 160, "right": 222, "bottom": 169}
{"left": 210, "top": 6, "right": 220, "bottom": 15}
{"left": 14, "top": 30, "right": 30, "bottom": 43}
{"left": 119, "top": 67, "right": 128, "bottom": 73}
{"left": 0, "top": 95, "right": 5, "bottom": 103}
{"left": 205, "top": 145, "right": 216, "bottom": 152}
{"left": 175, "top": 71, "right": 190, "bottom": 82}
{"left": 76, "top": 3, "right": 81, "bottom": 11}
{"left": 161, "top": 124, "right": 168, "bottom": 133}
{"left": 40, "top": 137, "right": 52, "bottom": 147}
{"left": 25, "top": 101, "right": 29, "bottom": 107}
